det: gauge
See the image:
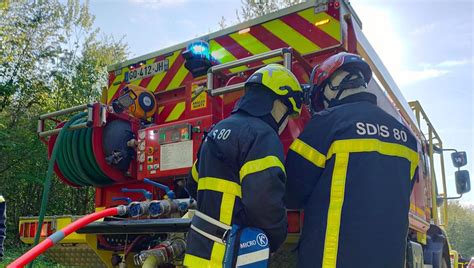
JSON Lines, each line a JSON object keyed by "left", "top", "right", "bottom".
{"left": 147, "top": 146, "right": 154, "bottom": 155}
{"left": 139, "top": 142, "right": 146, "bottom": 151}
{"left": 138, "top": 130, "right": 146, "bottom": 140}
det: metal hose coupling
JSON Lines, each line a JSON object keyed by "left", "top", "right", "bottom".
{"left": 116, "top": 205, "right": 128, "bottom": 216}
{"left": 133, "top": 238, "right": 186, "bottom": 266}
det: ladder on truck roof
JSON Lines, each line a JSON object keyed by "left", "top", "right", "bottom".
{"left": 410, "top": 101, "right": 449, "bottom": 227}
{"left": 207, "top": 47, "right": 297, "bottom": 96}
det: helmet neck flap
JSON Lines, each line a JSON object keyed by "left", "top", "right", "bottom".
{"left": 233, "top": 85, "right": 290, "bottom": 134}
{"left": 320, "top": 69, "right": 368, "bottom": 108}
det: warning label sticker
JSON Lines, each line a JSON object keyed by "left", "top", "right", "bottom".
{"left": 160, "top": 140, "right": 193, "bottom": 171}
{"left": 191, "top": 85, "right": 207, "bottom": 110}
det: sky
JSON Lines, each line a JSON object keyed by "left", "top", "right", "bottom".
{"left": 89, "top": 0, "right": 473, "bottom": 205}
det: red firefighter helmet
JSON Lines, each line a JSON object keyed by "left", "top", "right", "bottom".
{"left": 310, "top": 52, "right": 372, "bottom": 110}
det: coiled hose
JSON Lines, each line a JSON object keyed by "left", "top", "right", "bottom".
{"left": 55, "top": 116, "right": 114, "bottom": 187}
{"left": 29, "top": 112, "right": 113, "bottom": 267}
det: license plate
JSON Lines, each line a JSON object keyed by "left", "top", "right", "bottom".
{"left": 126, "top": 59, "right": 169, "bottom": 82}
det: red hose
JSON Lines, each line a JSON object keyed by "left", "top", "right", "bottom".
{"left": 8, "top": 207, "right": 122, "bottom": 267}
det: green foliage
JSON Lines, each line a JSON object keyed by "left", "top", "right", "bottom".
{"left": 1, "top": 245, "right": 62, "bottom": 267}
{"left": 447, "top": 201, "right": 474, "bottom": 258}
{"left": 0, "top": 0, "right": 128, "bottom": 249}
{"left": 218, "top": 0, "right": 304, "bottom": 30}
{"left": 236, "top": 0, "right": 304, "bottom": 22}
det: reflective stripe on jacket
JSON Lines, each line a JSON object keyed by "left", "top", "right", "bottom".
{"left": 285, "top": 93, "right": 418, "bottom": 268}
{"left": 185, "top": 112, "right": 287, "bottom": 267}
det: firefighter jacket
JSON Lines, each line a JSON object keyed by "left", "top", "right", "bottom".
{"left": 0, "top": 195, "right": 5, "bottom": 258}
{"left": 285, "top": 92, "right": 418, "bottom": 268}
{"left": 184, "top": 111, "right": 288, "bottom": 267}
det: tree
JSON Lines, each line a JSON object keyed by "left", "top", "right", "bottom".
{"left": 218, "top": 16, "right": 227, "bottom": 29}
{"left": 446, "top": 202, "right": 474, "bottom": 257}
{"left": 0, "top": 0, "right": 128, "bottom": 248}
{"left": 236, "top": 0, "right": 304, "bottom": 22}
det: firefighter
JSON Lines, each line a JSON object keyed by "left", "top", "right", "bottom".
{"left": 184, "top": 64, "right": 303, "bottom": 267}
{"left": 0, "top": 195, "right": 5, "bottom": 261}
{"left": 285, "top": 52, "right": 418, "bottom": 268}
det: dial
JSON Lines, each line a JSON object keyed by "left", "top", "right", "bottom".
{"left": 147, "top": 146, "right": 154, "bottom": 155}
{"left": 139, "top": 142, "right": 146, "bottom": 151}
{"left": 138, "top": 130, "right": 146, "bottom": 140}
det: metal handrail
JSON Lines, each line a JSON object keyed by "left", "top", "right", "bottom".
{"left": 409, "top": 100, "right": 449, "bottom": 227}
{"left": 39, "top": 104, "right": 88, "bottom": 120}
{"left": 210, "top": 48, "right": 292, "bottom": 73}
{"left": 37, "top": 103, "right": 105, "bottom": 138}
{"left": 210, "top": 82, "right": 246, "bottom": 97}
{"left": 207, "top": 47, "right": 293, "bottom": 96}
{"left": 38, "top": 122, "right": 88, "bottom": 138}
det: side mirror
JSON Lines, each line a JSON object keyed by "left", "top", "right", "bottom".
{"left": 451, "top": 151, "right": 467, "bottom": 168}
{"left": 455, "top": 170, "right": 471, "bottom": 195}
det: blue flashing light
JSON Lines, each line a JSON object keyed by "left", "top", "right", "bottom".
{"left": 187, "top": 41, "right": 210, "bottom": 60}
{"left": 191, "top": 44, "right": 207, "bottom": 54}
{"left": 183, "top": 40, "right": 219, "bottom": 77}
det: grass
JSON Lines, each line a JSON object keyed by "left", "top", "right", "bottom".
{"left": 0, "top": 245, "right": 61, "bottom": 268}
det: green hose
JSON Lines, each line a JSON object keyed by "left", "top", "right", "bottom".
{"left": 56, "top": 116, "right": 113, "bottom": 187}
{"left": 30, "top": 112, "right": 117, "bottom": 267}
{"left": 30, "top": 112, "right": 87, "bottom": 268}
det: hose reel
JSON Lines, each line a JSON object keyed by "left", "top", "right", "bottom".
{"left": 39, "top": 104, "right": 136, "bottom": 187}
{"left": 52, "top": 116, "right": 134, "bottom": 187}
{"left": 54, "top": 116, "right": 112, "bottom": 187}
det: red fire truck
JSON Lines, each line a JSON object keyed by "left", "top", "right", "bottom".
{"left": 13, "top": 1, "right": 471, "bottom": 267}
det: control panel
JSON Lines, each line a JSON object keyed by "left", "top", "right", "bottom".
{"left": 136, "top": 116, "right": 212, "bottom": 181}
